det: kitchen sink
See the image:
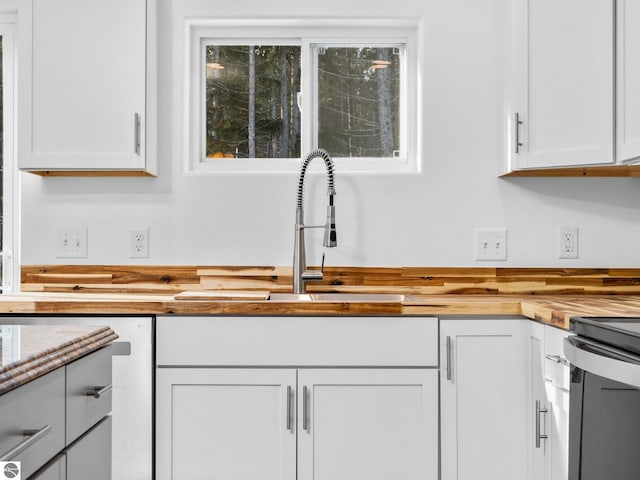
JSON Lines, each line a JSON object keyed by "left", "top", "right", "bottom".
{"left": 267, "top": 293, "right": 406, "bottom": 302}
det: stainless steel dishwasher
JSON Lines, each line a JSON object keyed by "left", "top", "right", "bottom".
{"left": 0, "top": 314, "right": 153, "bottom": 480}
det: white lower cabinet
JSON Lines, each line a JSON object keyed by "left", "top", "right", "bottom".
{"left": 156, "top": 368, "right": 296, "bottom": 480}
{"left": 298, "top": 369, "right": 438, "bottom": 480}
{"left": 156, "top": 367, "right": 438, "bottom": 480}
{"left": 527, "top": 322, "right": 570, "bottom": 480}
{"left": 440, "top": 318, "right": 529, "bottom": 480}
{"left": 155, "top": 315, "right": 439, "bottom": 480}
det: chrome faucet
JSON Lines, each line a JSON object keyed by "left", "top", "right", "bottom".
{"left": 293, "top": 149, "right": 337, "bottom": 294}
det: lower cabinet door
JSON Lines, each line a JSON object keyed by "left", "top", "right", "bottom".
{"left": 297, "top": 369, "right": 438, "bottom": 480}
{"left": 545, "top": 383, "right": 569, "bottom": 480}
{"left": 65, "top": 416, "right": 112, "bottom": 480}
{"left": 156, "top": 368, "right": 297, "bottom": 480}
{"left": 440, "top": 319, "right": 528, "bottom": 480}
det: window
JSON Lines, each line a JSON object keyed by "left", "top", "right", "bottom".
{"left": 186, "top": 20, "right": 420, "bottom": 174}
{"left": 0, "top": 18, "right": 16, "bottom": 292}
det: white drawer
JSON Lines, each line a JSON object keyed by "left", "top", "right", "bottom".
{"left": 544, "top": 325, "right": 570, "bottom": 390}
{"left": 157, "top": 316, "right": 439, "bottom": 367}
{"left": 66, "top": 346, "right": 113, "bottom": 444}
{"left": 0, "top": 367, "right": 65, "bottom": 479}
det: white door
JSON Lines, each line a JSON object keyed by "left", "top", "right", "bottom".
{"left": 156, "top": 368, "right": 297, "bottom": 480}
{"left": 510, "top": 0, "right": 614, "bottom": 169}
{"left": 617, "top": 0, "right": 640, "bottom": 163}
{"left": 441, "top": 319, "right": 528, "bottom": 480}
{"left": 297, "top": 369, "right": 438, "bottom": 480}
{"left": 19, "top": 0, "right": 146, "bottom": 170}
{"left": 545, "top": 383, "right": 569, "bottom": 480}
{"left": 528, "top": 321, "right": 546, "bottom": 480}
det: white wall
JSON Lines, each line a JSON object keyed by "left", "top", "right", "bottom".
{"left": 19, "top": 0, "right": 640, "bottom": 268}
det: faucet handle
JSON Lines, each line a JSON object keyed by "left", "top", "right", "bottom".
{"left": 302, "top": 253, "right": 325, "bottom": 281}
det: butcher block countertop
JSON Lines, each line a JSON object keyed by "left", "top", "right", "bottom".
{"left": 0, "top": 324, "right": 118, "bottom": 395}
{"left": 1, "top": 291, "right": 640, "bottom": 330}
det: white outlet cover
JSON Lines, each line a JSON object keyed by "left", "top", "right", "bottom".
{"left": 558, "top": 226, "right": 578, "bottom": 259}
{"left": 129, "top": 228, "right": 149, "bottom": 258}
{"left": 475, "top": 228, "right": 507, "bottom": 261}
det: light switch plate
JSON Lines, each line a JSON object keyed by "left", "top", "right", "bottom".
{"left": 56, "top": 227, "right": 88, "bottom": 258}
{"left": 475, "top": 228, "right": 507, "bottom": 261}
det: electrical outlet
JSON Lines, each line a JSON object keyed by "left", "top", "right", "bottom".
{"left": 558, "top": 226, "right": 578, "bottom": 259}
{"left": 129, "top": 228, "right": 149, "bottom": 258}
{"left": 475, "top": 228, "right": 507, "bottom": 261}
{"left": 56, "top": 228, "right": 88, "bottom": 258}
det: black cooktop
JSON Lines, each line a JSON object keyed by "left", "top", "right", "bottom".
{"left": 570, "top": 317, "right": 640, "bottom": 356}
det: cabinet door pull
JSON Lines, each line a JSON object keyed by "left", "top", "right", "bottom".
{"left": 86, "top": 384, "right": 113, "bottom": 399}
{"left": 535, "top": 400, "right": 548, "bottom": 448}
{"left": 514, "top": 112, "right": 524, "bottom": 154}
{"left": 134, "top": 113, "right": 141, "bottom": 155}
{"left": 446, "top": 336, "right": 452, "bottom": 381}
{"left": 286, "top": 386, "right": 293, "bottom": 431}
{"left": 0, "top": 424, "right": 52, "bottom": 461}
{"left": 545, "top": 354, "right": 569, "bottom": 366}
{"left": 302, "top": 385, "right": 310, "bottom": 432}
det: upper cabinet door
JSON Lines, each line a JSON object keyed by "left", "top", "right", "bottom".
{"left": 18, "top": 0, "right": 151, "bottom": 173}
{"left": 509, "top": 0, "right": 614, "bottom": 170}
{"left": 617, "top": 0, "right": 640, "bottom": 163}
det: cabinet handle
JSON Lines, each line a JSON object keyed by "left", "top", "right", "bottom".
{"left": 0, "top": 424, "right": 52, "bottom": 461}
{"left": 535, "top": 400, "right": 548, "bottom": 448}
{"left": 86, "top": 384, "right": 113, "bottom": 399}
{"left": 134, "top": 113, "right": 141, "bottom": 155}
{"left": 514, "top": 112, "right": 524, "bottom": 154}
{"left": 286, "top": 386, "right": 293, "bottom": 431}
{"left": 302, "top": 385, "right": 309, "bottom": 432}
{"left": 446, "top": 336, "right": 452, "bottom": 381}
{"left": 545, "top": 354, "right": 569, "bottom": 366}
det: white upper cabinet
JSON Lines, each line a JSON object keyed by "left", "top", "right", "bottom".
{"left": 617, "top": 0, "right": 640, "bottom": 163}
{"left": 507, "top": 0, "right": 615, "bottom": 170}
{"left": 18, "top": 0, "right": 156, "bottom": 175}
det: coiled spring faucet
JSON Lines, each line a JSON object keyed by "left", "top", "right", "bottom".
{"left": 293, "top": 149, "right": 337, "bottom": 294}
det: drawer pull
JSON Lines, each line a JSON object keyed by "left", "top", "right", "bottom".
{"left": 0, "top": 424, "right": 52, "bottom": 461}
{"left": 86, "top": 384, "right": 113, "bottom": 399}
{"left": 545, "top": 354, "right": 569, "bottom": 366}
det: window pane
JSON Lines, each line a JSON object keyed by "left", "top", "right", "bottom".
{"left": 317, "top": 46, "right": 401, "bottom": 158}
{"left": 205, "top": 45, "right": 301, "bottom": 159}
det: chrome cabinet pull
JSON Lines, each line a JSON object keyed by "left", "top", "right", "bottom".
{"left": 545, "top": 354, "right": 569, "bottom": 366}
{"left": 134, "top": 113, "right": 141, "bottom": 155}
{"left": 0, "top": 424, "right": 52, "bottom": 461}
{"left": 286, "top": 386, "right": 293, "bottom": 431}
{"left": 446, "top": 336, "right": 452, "bottom": 381}
{"left": 514, "top": 112, "right": 524, "bottom": 154}
{"left": 535, "top": 400, "right": 548, "bottom": 448}
{"left": 302, "top": 385, "right": 309, "bottom": 432}
{"left": 86, "top": 384, "right": 113, "bottom": 399}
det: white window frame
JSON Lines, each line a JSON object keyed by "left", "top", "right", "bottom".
{"left": 0, "top": 17, "right": 17, "bottom": 293}
{"left": 184, "top": 19, "right": 421, "bottom": 175}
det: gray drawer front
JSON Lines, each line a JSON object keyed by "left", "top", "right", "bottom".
{"left": 66, "top": 347, "right": 112, "bottom": 444}
{"left": 30, "top": 454, "right": 67, "bottom": 480}
{"left": 65, "top": 416, "right": 112, "bottom": 480}
{"left": 0, "top": 368, "right": 65, "bottom": 479}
